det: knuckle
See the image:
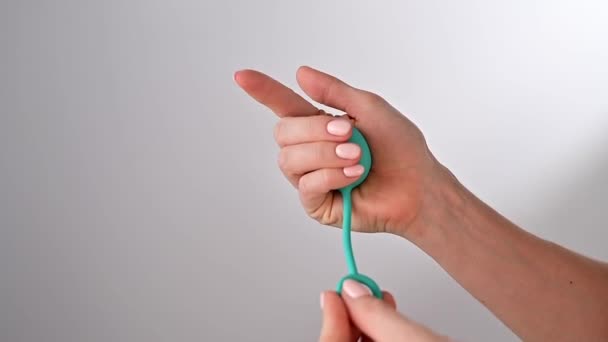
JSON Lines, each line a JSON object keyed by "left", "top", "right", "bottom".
{"left": 302, "top": 116, "right": 323, "bottom": 142}
{"left": 319, "top": 169, "right": 333, "bottom": 189}
{"left": 277, "top": 149, "right": 289, "bottom": 171}
{"left": 314, "top": 142, "right": 328, "bottom": 160}
{"left": 361, "top": 91, "right": 384, "bottom": 106}
{"left": 307, "top": 116, "right": 318, "bottom": 135}
{"left": 297, "top": 175, "right": 311, "bottom": 194}
{"left": 322, "top": 78, "right": 340, "bottom": 105}
{"left": 273, "top": 120, "right": 285, "bottom": 146}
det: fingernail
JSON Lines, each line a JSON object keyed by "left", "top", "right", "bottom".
{"left": 343, "top": 279, "right": 372, "bottom": 298}
{"left": 343, "top": 165, "right": 364, "bottom": 177}
{"left": 327, "top": 120, "right": 351, "bottom": 136}
{"left": 320, "top": 292, "right": 325, "bottom": 310}
{"left": 336, "top": 143, "right": 360, "bottom": 159}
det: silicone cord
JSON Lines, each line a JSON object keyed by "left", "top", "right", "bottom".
{"left": 341, "top": 190, "right": 358, "bottom": 275}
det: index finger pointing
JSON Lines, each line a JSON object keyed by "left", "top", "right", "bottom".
{"left": 234, "top": 69, "right": 319, "bottom": 118}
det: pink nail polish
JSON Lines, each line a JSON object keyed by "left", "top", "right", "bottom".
{"left": 327, "top": 120, "right": 351, "bottom": 136}
{"left": 336, "top": 143, "right": 360, "bottom": 160}
{"left": 320, "top": 292, "right": 325, "bottom": 310}
{"left": 343, "top": 279, "right": 372, "bottom": 298}
{"left": 343, "top": 165, "right": 364, "bottom": 177}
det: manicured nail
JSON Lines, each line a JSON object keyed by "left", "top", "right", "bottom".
{"left": 343, "top": 279, "right": 372, "bottom": 298}
{"left": 320, "top": 292, "right": 325, "bottom": 310}
{"left": 327, "top": 119, "right": 351, "bottom": 136}
{"left": 343, "top": 165, "right": 364, "bottom": 177}
{"left": 336, "top": 143, "right": 360, "bottom": 159}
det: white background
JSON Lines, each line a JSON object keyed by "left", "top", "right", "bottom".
{"left": 2, "top": 0, "right": 608, "bottom": 341}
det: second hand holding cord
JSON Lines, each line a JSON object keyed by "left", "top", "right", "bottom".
{"left": 335, "top": 126, "right": 383, "bottom": 299}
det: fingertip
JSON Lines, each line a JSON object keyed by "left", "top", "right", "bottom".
{"left": 320, "top": 290, "right": 336, "bottom": 310}
{"left": 320, "top": 290, "right": 349, "bottom": 321}
{"left": 321, "top": 290, "right": 341, "bottom": 303}
{"left": 320, "top": 292, "right": 324, "bottom": 309}
{"left": 296, "top": 65, "right": 328, "bottom": 87}
{"left": 296, "top": 65, "right": 325, "bottom": 82}
{"left": 343, "top": 164, "right": 365, "bottom": 178}
{"left": 233, "top": 69, "right": 245, "bottom": 86}
{"left": 297, "top": 65, "right": 312, "bottom": 75}
{"left": 295, "top": 65, "right": 310, "bottom": 85}
{"left": 295, "top": 66, "right": 357, "bottom": 113}
{"left": 382, "top": 291, "right": 397, "bottom": 309}
{"left": 342, "top": 279, "right": 373, "bottom": 299}
{"left": 319, "top": 290, "right": 352, "bottom": 341}
{"left": 233, "top": 69, "right": 259, "bottom": 88}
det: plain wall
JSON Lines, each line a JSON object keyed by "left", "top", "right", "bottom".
{"left": 2, "top": 0, "right": 608, "bottom": 341}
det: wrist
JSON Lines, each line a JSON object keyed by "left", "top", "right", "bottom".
{"left": 399, "top": 162, "right": 470, "bottom": 249}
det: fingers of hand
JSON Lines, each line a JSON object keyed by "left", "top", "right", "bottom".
{"left": 341, "top": 280, "right": 441, "bottom": 342}
{"left": 382, "top": 291, "right": 397, "bottom": 309}
{"left": 234, "top": 69, "right": 318, "bottom": 117}
{"left": 279, "top": 141, "right": 361, "bottom": 178}
{"left": 297, "top": 168, "right": 363, "bottom": 218}
{"left": 319, "top": 291, "right": 353, "bottom": 342}
{"left": 235, "top": 67, "right": 387, "bottom": 121}
{"left": 296, "top": 66, "right": 387, "bottom": 116}
{"left": 275, "top": 113, "right": 362, "bottom": 189}
{"left": 358, "top": 292, "right": 396, "bottom": 342}
{"left": 274, "top": 115, "right": 353, "bottom": 148}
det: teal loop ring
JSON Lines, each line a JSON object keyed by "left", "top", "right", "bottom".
{"left": 336, "top": 127, "right": 383, "bottom": 299}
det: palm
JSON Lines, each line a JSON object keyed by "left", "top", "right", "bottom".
{"left": 331, "top": 105, "right": 432, "bottom": 234}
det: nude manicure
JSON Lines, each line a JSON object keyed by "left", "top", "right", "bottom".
{"left": 327, "top": 120, "right": 351, "bottom": 136}
{"left": 336, "top": 143, "right": 360, "bottom": 160}
{"left": 343, "top": 165, "right": 364, "bottom": 177}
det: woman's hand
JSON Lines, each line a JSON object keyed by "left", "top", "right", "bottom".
{"left": 235, "top": 66, "right": 451, "bottom": 237}
{"left": 320, "top": 280, "right": 449, "bottom": 342}
{"left": 236, "top": 67, "right": 608, "bottom": 341}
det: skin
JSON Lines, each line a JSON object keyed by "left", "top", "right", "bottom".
{"left": 234, "top": 66, "right": 608, "bottom": 341}
{"left": 320, "top": 280, "right": 448, "bottom": 342}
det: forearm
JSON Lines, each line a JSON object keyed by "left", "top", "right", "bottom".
{"left": 407, "top": 166, "right": 608, "bottom": 341}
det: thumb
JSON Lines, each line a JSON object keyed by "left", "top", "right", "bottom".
{"left": 295, "top": 66, "right": 414, "bottom": 164}
{"left": 295, "top": 66, "right": 390, "bottom": 119}
{"left": 341, "top": 280, "right": 447, "bottom": 342}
